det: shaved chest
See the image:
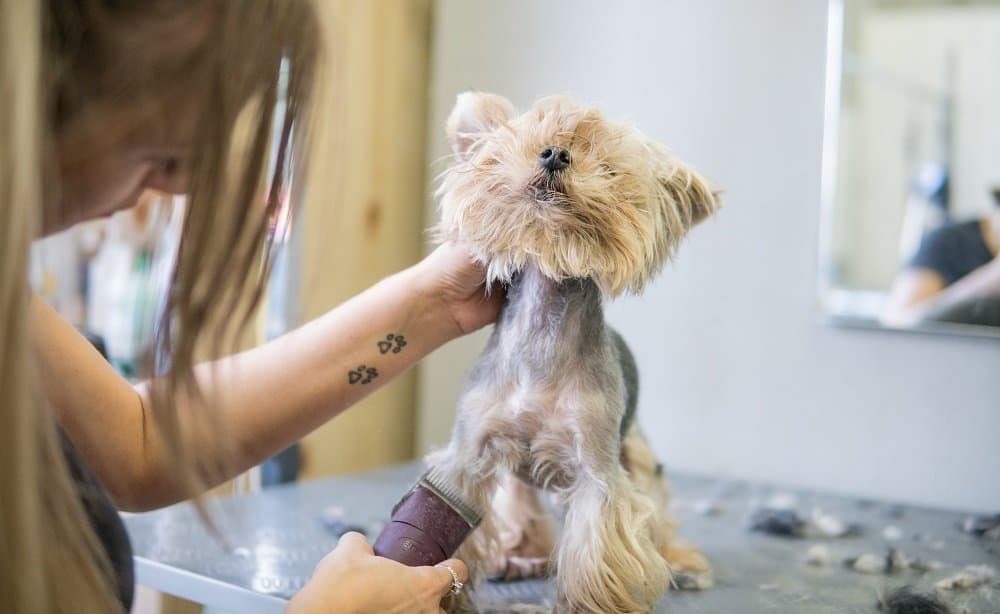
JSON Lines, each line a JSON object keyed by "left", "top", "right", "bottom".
{"left": 469, "top": 368, "right": 569, "bottom": 429}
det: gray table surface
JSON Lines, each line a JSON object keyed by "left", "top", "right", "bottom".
{"left": 124, "top": 462, "right": 1000, "bottom": 613}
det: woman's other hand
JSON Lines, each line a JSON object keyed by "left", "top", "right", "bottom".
{"left": 288, "top": 532, "right": 468, "bottom": 614}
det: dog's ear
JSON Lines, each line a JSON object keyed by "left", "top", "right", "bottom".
{"left": 446, "top": 92, "right": 516, "bottom": 160}
{"left": 656, "top": 155, "right": 720, "bottom": 228}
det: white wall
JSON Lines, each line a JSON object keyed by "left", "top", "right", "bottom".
{"left": 417, "top": 0, "right": 1000, "bottom": 512}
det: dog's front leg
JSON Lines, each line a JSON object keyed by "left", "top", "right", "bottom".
{"left": 488, "top": 472, "right": 555, "bottom": 581}
{"left": 425, "top": 440, "right": 501, "bottom": 573}
{"left": 555, "top": 466, "right": 669, "bottom": 613}
{"left": 423, "top": 442, "right": 500, "bottom": 614}
{"left": 425, "top": 389, "right": 523, "bottom": 607}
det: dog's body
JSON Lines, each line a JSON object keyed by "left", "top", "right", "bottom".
{"left": 428, "top": 93, "right": 719, "bottom": 613}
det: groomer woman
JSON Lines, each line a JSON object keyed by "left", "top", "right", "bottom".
{"left": 0, "top": 2, "right": 498, "bottom": 612}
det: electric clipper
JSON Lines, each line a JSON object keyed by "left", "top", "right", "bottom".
{"left": 373, "top": 467, "right": 481, "bottom": 566}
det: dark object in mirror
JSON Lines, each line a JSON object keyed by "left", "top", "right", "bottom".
{"left": 925, "top": 296, "right": 1000, "bottom": 328}
{"left": 959, "top": 513, "right": 1000, "bottom": 540}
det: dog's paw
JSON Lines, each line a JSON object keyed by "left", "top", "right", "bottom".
{"left": 489, "top": 555, "right": 550, "bottom": 581}
{"left": 663, "top": 541, "right": 714, "bottom": 590}
{"left": 662, "top": 540, "right": 711, "bottom": 574}
{"left": 672, "top": 570, "right": 714, "bottom": 591}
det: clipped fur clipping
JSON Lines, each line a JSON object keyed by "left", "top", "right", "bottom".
{"left": 877, "top": 586, "right": 952, "bottom": 614}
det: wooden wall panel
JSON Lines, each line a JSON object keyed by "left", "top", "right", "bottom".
{"left": 297, "top": 0, "right": 433, "bottom": 478}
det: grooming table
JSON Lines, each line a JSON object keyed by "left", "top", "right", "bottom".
{"left": 124, "top": 462, "right": 999, "bottom": 613}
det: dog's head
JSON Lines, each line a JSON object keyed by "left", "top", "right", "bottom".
{"left": 435, "top": 92, "right": 720, "bottom": 296}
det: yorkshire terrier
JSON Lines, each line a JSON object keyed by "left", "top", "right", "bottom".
{"left": 427, "top": 92, "right": 720, "bottom": 613}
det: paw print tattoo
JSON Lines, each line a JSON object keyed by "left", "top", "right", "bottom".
{"left": 377, "top": 333, "right": 407, "bottom": 355}
{"left": 348, "top": 365, "right": 378, "bottom": 385}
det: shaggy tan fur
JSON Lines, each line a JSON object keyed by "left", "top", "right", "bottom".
{"left": 436, "top": 93, "right": 717, "bottom": 296}
{"left": 430, "top": 92, "right": 719, "bottom": 613}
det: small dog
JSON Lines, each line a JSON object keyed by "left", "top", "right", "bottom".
{"left": 428, "top": 92, "right": 719, "bottom": 613}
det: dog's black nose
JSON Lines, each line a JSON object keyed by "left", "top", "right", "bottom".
{"left": 539, "top": 146, "right": 571, "bottom": 172}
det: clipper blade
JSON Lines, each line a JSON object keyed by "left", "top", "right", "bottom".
{"left": 420, "top": 466, "right": 482, "bottom": 528}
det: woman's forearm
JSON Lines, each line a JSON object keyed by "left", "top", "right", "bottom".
{"left": 140, "top": 263, "right": 461, "bottom": 502}
{"left": 37, "top": 261, "right": 465, "bottom": 511}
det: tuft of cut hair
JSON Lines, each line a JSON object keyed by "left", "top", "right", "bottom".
{"left": 877, "top": 586, "right": 952, "bottom": 614}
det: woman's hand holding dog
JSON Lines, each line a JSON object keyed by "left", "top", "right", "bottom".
{"left": 414, "top": 243, "right": 504, "bottom": 337}
{"left": 411, "top": 242, "right": 505, "bottom": 337}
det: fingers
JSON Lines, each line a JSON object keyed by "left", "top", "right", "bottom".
{"left": 430, "top": 558, "right": 469, "bottom": 598}
{"left": 335, "top": 531, "right": 374, "bottom": 557}
{"left": 485, "top": 281, "right": 506, "bottom": 302}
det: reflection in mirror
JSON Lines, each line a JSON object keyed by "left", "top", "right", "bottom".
{"left": 821, "top": 0, "right": 1000, "bottom": 338}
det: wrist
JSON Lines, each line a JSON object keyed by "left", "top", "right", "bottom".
{"left": 398, "top": 261, "right": 463, "bottom": 346}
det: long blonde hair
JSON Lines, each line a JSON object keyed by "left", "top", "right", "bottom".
{"left": 1, "top": 1, "right": 319, "bottom": 611}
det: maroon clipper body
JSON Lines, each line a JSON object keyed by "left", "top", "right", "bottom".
{"left": 373, "top": 469, "right": 481, "bottom": 566}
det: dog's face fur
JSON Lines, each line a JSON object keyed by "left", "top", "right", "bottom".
{"left": 437, "top": 92, "right": 720, "bottom": 296}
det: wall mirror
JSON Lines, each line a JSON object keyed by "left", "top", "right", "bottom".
{"left": 821, "top": 0, "right": 1000, "bottom": 338}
